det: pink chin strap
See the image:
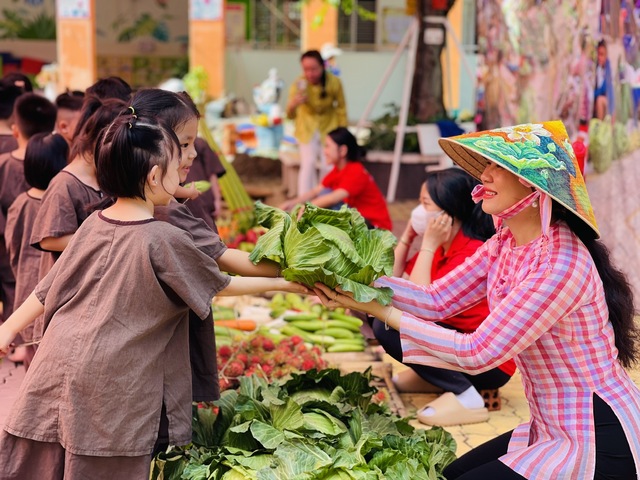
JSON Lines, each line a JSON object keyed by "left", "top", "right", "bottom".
{"left": 471, "top": 182, "right": 552, "bottom": 273}
{"left": 471, "top": 183, "right": 551, "bottom": 234}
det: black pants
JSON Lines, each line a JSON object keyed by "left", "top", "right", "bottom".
{"left": 372, "top": 318, "right": 511, "bottom": 394}
{"left": 444, "top": 395, "right": 636, "bottom": 479}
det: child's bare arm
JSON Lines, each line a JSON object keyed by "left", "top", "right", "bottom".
{"left": 39, "top": 234, "right": 73, "bottom": 252}
{"left": 217, "top": 249, "right": 280, "bottom": 277}
{"left": 174, "top": 184, "right": 201, "bottom": 201}
{"left": 217, "top": 276, "right": 310, "bottom": 297}
{"left": 0, "top": 292, "right": 45, "bottom": 355}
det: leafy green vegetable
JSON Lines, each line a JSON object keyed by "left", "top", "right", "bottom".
{"left": 589, "top": 118, "right": 614, "bottom": 173}
{"left": 249, "top": 202, "right": 396, "bottom": 305}
{"left": 151, "top": 369, "right": 456, "bottom": 480}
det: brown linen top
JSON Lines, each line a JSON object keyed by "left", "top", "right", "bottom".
{"left": 0, "top": 134, "right": 17, "bottom": 155}
{"left": 4, "top": 212, "right": 231, "bottom": 456}
{"left": 155, "top": 200, "right": 228, "bottom": 401}
{"left": 31, "top": 170, "right": 104, "bottom": 247}
{"left": 0, "top": 152, "right": 29, "bottom": 235}
{"left": 4, "top": 192, "right": 41, "bottom": 341}
{"left": 30, "top": 170, "right": 106, "bottom": 299}
{"left": 155, "top": 199, "right": 227, "bottom": 260}
{"left": 183, "top": 137, "right": 226, "bottom": 233}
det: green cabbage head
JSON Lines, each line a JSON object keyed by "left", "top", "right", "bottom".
{"left": 248, "top": 201, "right": 396, "bottom": 305}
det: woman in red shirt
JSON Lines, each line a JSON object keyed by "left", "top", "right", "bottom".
{"left": 280, "top": 127, "right": 392, "bottom": 230}
{"left": 373, "top": 168, "right": 515, "bottom": 426}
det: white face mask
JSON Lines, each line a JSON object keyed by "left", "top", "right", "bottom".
{"left": 410, "top": 205, "right": 444, "bottom": 235}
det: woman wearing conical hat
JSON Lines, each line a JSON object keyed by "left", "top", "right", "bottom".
{"left": 314, "top": 121, "right": 639, "bottom": 479}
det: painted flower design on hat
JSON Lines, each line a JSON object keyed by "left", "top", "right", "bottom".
{"left": 469, "top": 135, "right": 567, "bottom": 174}
{"left": 497, "top": 123, "right": 551, "bottom": 145}
{"left": 437, "top": 120, "right": 599, "bottom": 238}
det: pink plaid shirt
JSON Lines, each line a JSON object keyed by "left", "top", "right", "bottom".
{"left": 376, "top": 222, "right": 640, "bottom": 479}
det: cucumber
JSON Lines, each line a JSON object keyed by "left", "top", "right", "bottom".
{"left": 328, "top": 312, "right": 363, "bottom": 327}
{"left": 327, "top": 343, "right": 365, "bottom": 353}
{"left": 281, "top": 325, "right": 314, "bottom": 343}
{"left": 315, "top": 327, "right": 355, "bottom": 339}
{"left": 307, "top": 334, "right": 337, "bottom": 346}
{"left": 215, "top": 336, "right": 233, "bottom": 346}
{"left": 212, "top": 308, "right": 236, "bottom": 321}
{"left": 283, "top": 313, "right": 320, "bottom": 322}
{"left": 331, "top": 337, "right": 366, "bottom": 346}
{"left": 288, "top": 320, "right": 328, "bottom": 331}
{"left": 324, "top": 320, "right": 362, "bottom": 333}
{"left": 214, "top": 325, "right": 244, "bottom": 337}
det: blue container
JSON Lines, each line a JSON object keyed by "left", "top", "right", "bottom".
{"left": 255, "top": 124, "right": 284, "bottom": 150}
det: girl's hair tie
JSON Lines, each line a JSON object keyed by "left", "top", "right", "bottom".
{"left": 128, "top": 105, "right": 137, "bottom": 118}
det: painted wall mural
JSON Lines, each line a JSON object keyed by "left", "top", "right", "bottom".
{"left": 476, "top": 0, "right": 640, "bottom": 172}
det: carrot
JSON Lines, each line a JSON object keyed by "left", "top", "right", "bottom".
{"left": 214, "top": 319, "right": 257, "bottom": 331}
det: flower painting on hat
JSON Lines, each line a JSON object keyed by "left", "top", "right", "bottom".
{"left": 439, "top": 120, "right": 599, "bottom": 237}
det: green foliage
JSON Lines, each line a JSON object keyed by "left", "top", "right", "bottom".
{"left": 248, "top": 201, "right": 396, "bottom": 305}
{"left": 151, "top": 369, "right": 457, "bottom": 480}
{"left": 364, "top": 103, "right": 421, "bottom": 153}
{"left": 0, "top": 9, "right": 56, "bottom": 40}
{"left": 116, "top": 13, "right": 170, "bottom": 42}
{"left": 588, "top": 118, "right": 614, "bottom": 173}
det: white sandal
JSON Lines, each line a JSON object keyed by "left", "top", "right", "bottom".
{"left": 417, "top": 392, "right": 489, "bottom": 426}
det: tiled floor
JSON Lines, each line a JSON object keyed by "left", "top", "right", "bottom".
{"left": 1, "top": 150, "right": 639, "bottom": 459}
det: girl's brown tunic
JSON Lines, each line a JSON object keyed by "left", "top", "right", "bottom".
{"left": 4, "top": 212, "right": 230, "bottom": 456}
{"left": 0, "top": 152, "right": 29, "bottom": 318}
{"left": 183, "top": 137, "right": 226, "bottom": 233}
{"left": 29, "top": 170, "right": 107, "bottom": 340}
{"left": 31, "top": 170, "right": 105, "bottom": 254}
{"left": 154, "top": 201, "right": 227, "bottom": 402}
{"left": 0, "top": 134, "right": 17, "bottom": 155}
{"left": 5, "top": 192, "right": 42, "bottom": 341}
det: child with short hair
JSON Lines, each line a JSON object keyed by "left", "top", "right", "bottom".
{"left": 4, "top": 132, "right": 68, "bottom": 367}
{"left": 0, "top": 93, "right": 57, "bottom": 320}
{"left": 54, "top": 90, "right": 84, "bottom": 145}
{"left": 0, "top": 112, "right": 308, "bottom": 479}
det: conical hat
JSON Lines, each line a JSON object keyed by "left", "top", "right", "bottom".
{"left": 438, "top": 120, "right": 599, "bottom": 238}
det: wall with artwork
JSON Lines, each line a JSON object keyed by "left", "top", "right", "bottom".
{"left": 475, "top": 0, "right": 640, "bottom": 173}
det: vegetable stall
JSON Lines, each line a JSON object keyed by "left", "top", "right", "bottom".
{"left": 152, "top": 370, "right": 457, "bottom": 479}
{"left": 155, "top": 202, "right": 459, "bottom": 479}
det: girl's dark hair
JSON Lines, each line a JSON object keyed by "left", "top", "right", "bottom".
{"left": 327, "top": 127, "right": 363, "bottom": 162}
{"left": 425, "top": 168, "right": 495, "bottom": 241}
{"left": 24, "top": 132, "right": 68, "bottom": 190}
{"left": 129, "top": 88, "right": 200, "bottom": 131}
{"left": 70, "top": 97, "right": 127, "bottom": 159}
{"left": 554, "top": 204, "right": 638, "bottom": 368}
{"left": 85, "top": 76, "right": 132, "bottom": 102}
{"left": 301, "top": 50, "right": 327, "bottom": 98}
{"left": 95, "top": 113, "right": 180, "bottom": 200}
{"left": 2, "top": 72, "right": 33, "bottom": 92}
